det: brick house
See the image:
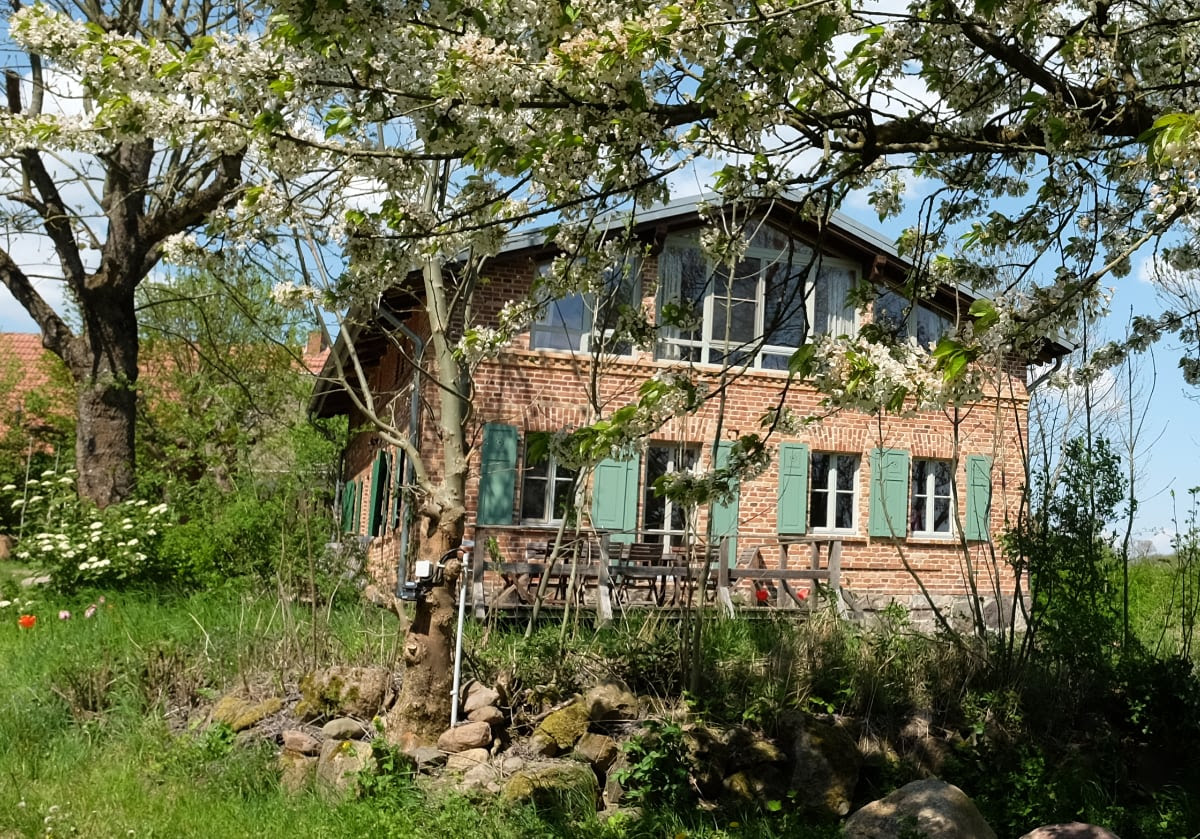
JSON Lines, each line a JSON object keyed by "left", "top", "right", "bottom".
{"left": 313, "top": 195, "right": 1059, "bottom": 618}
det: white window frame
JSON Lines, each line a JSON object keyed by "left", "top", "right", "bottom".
{"left": 641, "top": 443, "right": 699, "bottom": 547}
{"left": 657, "top": 230, "right": 859, "bottom": 370}
{"left": 810, "top": 452, "right": 859, "bottom": 533}
{"left": 910, "top": 458, "right": 954, "bottom": 537}
{"left": 528, "top": 259, "right": 640, "bottom": 355}
{"left": 520, "top": 435, "right": 578, "bottom": 524}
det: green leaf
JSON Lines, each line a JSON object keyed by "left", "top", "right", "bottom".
{"left": 968, "top": 298, "right": 999, "bottom": 331}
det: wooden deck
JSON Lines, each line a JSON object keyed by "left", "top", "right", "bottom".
{"left": 468, "top": 536, "right": 842, "bottom": 622}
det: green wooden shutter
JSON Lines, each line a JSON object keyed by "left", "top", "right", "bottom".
{"left": 340, "top": 480, "right": 356, "bottom": 533}
{"left": 965, "top": 455, "right": 993, "bottom": 540}
{"left": 478, "top": 423, "right": 518, "bottom": 525}
{"left": 868, "top": 448, "right": 910, "bottom": 538}
{"left": 711, "top": 441, "right": 740, "bottom": 564}
{"left": 777, "top": 442, "right": 810, "bottom": 534}
{"left": 591, "top": 454, "right": 641, "bottom": 543}
{"left": 367, "top": 451, "right": 389, "bottom": 537}
{"left": 390, "top": 450, "right": 406, "bottom": 530}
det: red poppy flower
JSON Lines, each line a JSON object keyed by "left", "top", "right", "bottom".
{"left": 17, "top": 614, "right": 36, "bottom": 629}
{"left": 755, "top": 587, "right": 770, "bottom": 604}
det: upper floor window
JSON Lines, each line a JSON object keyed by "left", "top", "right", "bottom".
{"left": 657, "top": 226, "right": 857, "bottom": 370}
{"left": 910, "top": 459, "right": 952, "bottom": 536}
{"left": 521, "top": 432, "right": 578, "bottom": 523}
{"left": 810, "top": 452, "right": 858, "bottom": 532}
{"left": 529, "top": 259, "right": 640, "bottom": 355}
{"left": 874, "top": 289, "right": 953, "bottom": 347}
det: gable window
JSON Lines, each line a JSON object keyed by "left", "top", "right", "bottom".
{"left": 810, "top": 452, "right": 858, "bottom": 531}
{"left": 520, "top": 433, "right": 578, "bottom": 523}
{"left": 529, "top": 259, "right": 640, "bottom": 355}
{"left": 910, "top": 459, "right": 952, "bottom": 536}
{"left": 873, "top": 289, "right": 953, "bottom": 347}
{"left": 642, "top": 443, "right": 699, "bottom": 546}
{"left": 658, "top": 226, "right": 858, "bottom": 369}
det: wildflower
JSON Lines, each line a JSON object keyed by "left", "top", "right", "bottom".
{"left": 1, "top": 483, "right": 14, "bottom": 491}
{"left": 18, "top": 614, "right": 36, "bottom": 629}
{"left": 58, "top": 610, "right": 71, "bottom": 620}
{"left": 84, "top": 604, "right": 97, "bottom": 619}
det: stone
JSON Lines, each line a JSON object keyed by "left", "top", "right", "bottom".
{"left": 722, "top": 765, "right": 788, "bottom": 806}
{"left": 573, "top": 732, "right": 619, "bottom": 772}
{"left": 462, "top": 762, "right": 502, "bottom": 792}
{"left": 279, "top": 750, "right": 317, "bottom": 794}
{"left": 584, "top": 679, "right": 638, "bottom": 724}
{"left": 502, "top": 760, "right": 600, "bottom": 816}
{"left": 684, "top": 725, "right": 728, "bottom": 800}
{"left": 1019, "top": 825, "right": 1121, "bottom": 839}
{"left": 282, "top": 729, "right": 321, "bottom": 755}
{"left": 296, "top": 666, "right": 390, "bottom": 720}
{"left": 322, "top": 717, "right": 366, "bottom": 740}
{"left": 437, "top": 721, "right": 492, "bottom": 753}
{"left": 463, "top": 683, "right": 502, "bottom": 715}
{"left": 212, "top": 695, "right": 283, "bottom": 732}
{"left": 604, "top": 751, "right": 630, "bottom": 806}
{"left": 532, "top": 701, "right": 590, "bottom": 755}
{"left": 316, "top": 739, "right": 376, "bottom": 802}
{"left": 406, "top": 746, "right": 446, "bottom": 770}
{"left": 447, "top": 748, "right": 491, "bottom": 771}
{"left": 843, "top": 778, "right": 997, "bottom": 839}
{"left": 725, "top": 726, "right": 787, "bottom": 771}
{"left": 500, "top": 755, "right": 527, "bottom": 774}
{"left": 467, "top": 705, "right": 506, "bottom": 727}
{"left": 779, "top": 712, "right": 862, "bottom": 818}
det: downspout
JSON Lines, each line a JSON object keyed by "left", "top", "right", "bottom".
{"left": 378, "top": 308, "right": 425, "bottom": 596}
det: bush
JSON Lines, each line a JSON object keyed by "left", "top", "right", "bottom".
{"left": 3, "top": 469, "right": 170, "bottom": 591}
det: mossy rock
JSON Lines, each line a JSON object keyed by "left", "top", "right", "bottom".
{"left": 502, "top": 760, "right": 599, "bottom": 817}
{"left": 532, "top": 701, "right": 590, "bottom": 755}
{"left": 212, "top": 695, "right": 283, "bottom": 732}
{"left": 297, "top": 666, "right": 389, "bottom": 721}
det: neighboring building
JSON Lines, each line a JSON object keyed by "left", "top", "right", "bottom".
{"left": 312, "top": 195, "right": 1061, "bottom": 618}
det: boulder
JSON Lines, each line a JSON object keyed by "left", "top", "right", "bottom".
{"left": 502, "top": 760, "right": 600, "bottom": 816}
{"left": 722, "top": 764, "right": 789, "bottom": 806}
{"left": 279, "top": 750, "right": 317, "bottom": 794}
{"left": 467, "top": 705, "right": 506, "bottom": 727}
{"left": 296, "top": 666, "right": 390, "bottom": 720}
{"left": 1019, "top": 825, "right": 1121, "bottom": 839}
{"left": 584, "top": 679, "right": 638, "bottom": 724}
{"left": 573, "top": 733, "right": 619, "bottom": 773}
{"left": 322, "top": 717, "right": 366, "bottom": 741}
{"left": 315, "top": 739, "right": 376, "bottom": 802}
{"left": 725, "top": 725, "right": 787, "bottom": 772}
{"left": 463, "top": 683, "right": 502, "bottom": 715}
{"left": 437, "top": 721, "right": 492, "bottom": 754}
{"left": 282, "top": 729, "right": 321, "bottom": 755}
{"left": 780, "top": 713, "right": 862, "bottom": 818}
{"left": 843, "top": 779, "right": 997, "bottom": 839}
{"left": 604, "top": 751, "right": 630, "bottom": 806}
{"left": 212, "top": 695, "right": 283, "bottom": 732}
{"left": 447, "top": 747, "right": 492, "bottom": 772}
{"left": 684, "top": 725, "right": 728, "bottom": 801}
{"left": 406, "top": 746, "right": 446, "bottom": 771}
{"left": 531, "top": 701, "right": 590, "bottom": 756}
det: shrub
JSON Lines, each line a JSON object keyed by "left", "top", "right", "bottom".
{"left": 3, "top": 469, "right": 170, "bottom": 591}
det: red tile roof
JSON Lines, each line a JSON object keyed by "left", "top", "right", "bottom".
{"left": 0, "top": 333, "right": 52, "bottom": 409}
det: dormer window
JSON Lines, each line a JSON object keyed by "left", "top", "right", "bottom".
{"left": 529, "top": 259, "right": 640, "bottom": 355}
{"left": 873, "top": 289, "right": 953, "bottom": 347}
{"left": 656, "top": 227, "right": 858, "bottom": 370}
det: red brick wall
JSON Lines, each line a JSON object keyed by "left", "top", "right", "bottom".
{"left": 340, "top": 246, "right": 1030, "bottom": 603}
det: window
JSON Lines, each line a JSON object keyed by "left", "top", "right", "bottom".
{"left": 810, "top": 453, "right": 858, "bottom": 531}
{"left": 657, "top": 225, "right": 857, "bottom": 369}
{"left": 911, "top": 459, "right": 952, "bottom": 535}
{"left": 521, "top": 433, "right": 578, "bottom": 523}
{"left": 873, "top": 289, "right": 953, "bottom": 347}
{"left": 529, "top": 259, "right": 640, "bottom": 354}
{"left": 642, "top": 443, "right": 699, "bottom": 546}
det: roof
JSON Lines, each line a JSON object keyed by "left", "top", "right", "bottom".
{"left": 0, "top": 332, "right": 54, "bottom": 408}
{"left": 310, "top": 194, "right": 1071, "bottom": 415}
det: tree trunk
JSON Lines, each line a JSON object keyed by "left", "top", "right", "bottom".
{"left": 66, "top": 286, "right": 139, "bottom": 508}
{"left": 385, "top": 509, "right": 466, "bottom": 750}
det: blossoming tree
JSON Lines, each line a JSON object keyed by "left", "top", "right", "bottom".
{"left": 13, "top": 0, "right": 1200, "bottom": 739}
